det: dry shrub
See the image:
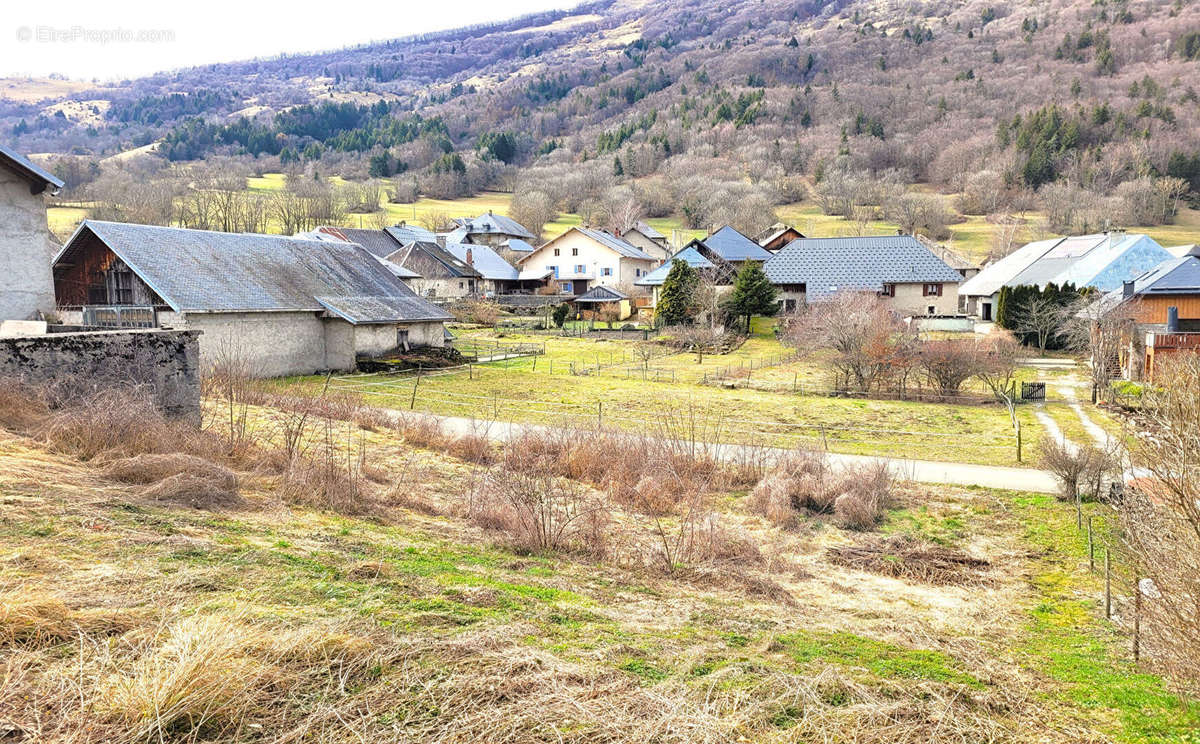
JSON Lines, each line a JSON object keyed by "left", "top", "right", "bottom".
{"left": 833, "top": 462, "right": 895, "bottom": 531}
{"left": 750, "top": 452, "right": 894, "bottom": 531}
{"left": 280, "top": 453, "right": 375, "bottom": 515}
{"left": 1038, "top": 438, "right": 1118, "bottom": 502}
{"left": 827, "top": 535, "right": 991, "bottom": 584}
{"left": 392, "top": 411, "right": 449, "bottom": 450}
{"left": 468, "top": 466, "right": 609, "bottom": 557}
{"left": 446, "top": 431, "right": 496, "bottom": 464}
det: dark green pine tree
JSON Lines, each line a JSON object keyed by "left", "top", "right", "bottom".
{"left": 721, "top": 261, "right": 779, "bottom": 333}
{"left": 656, "top": 259, "right": 700, "bottom": 327}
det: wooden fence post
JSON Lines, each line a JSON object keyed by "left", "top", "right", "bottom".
{"left": 1087, "top": 516, "right": 1094, "bottom": 571}
{"left": 409, "top": 366, "right": 422, "bottom": 410}
{"left": 1016, "top": 420, "right": 1022, "bottom": 463}
{"left": 1104, "top": 548, "right": 1112, "bottom": 618}
{"left": 1134, "top": 579, "right": 1142, "bottom": 662}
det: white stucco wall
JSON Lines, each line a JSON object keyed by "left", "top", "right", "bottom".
{"left": 521, "top": 231, "right": 656, "bottom": 292}
{"left": 411, "top": 277, "right": 475, "bottom": 298}
{"left": 0, "top": 168, "right": 57, "bottom": 321}
{"left": 622, "top": 230, "right": 672, "bottom": 262}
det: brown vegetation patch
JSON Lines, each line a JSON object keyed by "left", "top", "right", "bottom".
{"left": 826, "top": 535, "right": 991, "bottom": 585}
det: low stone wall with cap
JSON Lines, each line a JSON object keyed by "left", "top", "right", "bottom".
{"left": 0, "top": 328, "right": 201, "bottom": 420}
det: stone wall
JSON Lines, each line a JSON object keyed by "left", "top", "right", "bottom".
{"left": 0, "top": 168, "right": 57, "bottom": 321}
{"left": 0, "top": 329, "right": 201, "bottom": 420}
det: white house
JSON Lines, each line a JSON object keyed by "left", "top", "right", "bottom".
{"left": 0, "top": 145, "right": 63, "bottom": 321}
{"left": 517, "top": 227, "right": 656, "bottom": 295}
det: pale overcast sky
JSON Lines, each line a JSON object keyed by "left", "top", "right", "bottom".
{"left": 2, "top": 0, "right": 578, "bottom": 81}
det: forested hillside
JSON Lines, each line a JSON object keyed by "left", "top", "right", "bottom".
{"left": 7, "top": 0, "right": 1200, "bottom": 243}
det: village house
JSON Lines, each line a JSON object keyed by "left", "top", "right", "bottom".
{"left": 634, "top": 246, "right": 719, "bottom": 308}
{"left": 619, "top": 221, "right": 672, "bottom": 262}
{"left": 388, "top": 241, "right": 483, "bottom": 298}
{"left": 441, "top": 241, "right": 552, "bottom": 296}
{"left": 0, "top": 145, "right": 63, "bottom": 321}
{"left": 686, "top": 225, "right": 774, "bottom": 272}
{"left": 517, "top": 226, "right": 656, "bottom": 295}
{"left": 754, "top": 223, "right": 805, "bottom": 253}
{"left": 1094, "top": 248, "right": 1200, "bottom": 380}
{"left": 52, "top": 220, "right": 451, "bottom": 377}
{"left": 763, "top": 235, "right": 963, "bottom": 316}
{"left": 959, "top": 232, "right": 1172, "bottom": 322}
{"left": 446, "top": 210, "right": 536, "bottom": 248}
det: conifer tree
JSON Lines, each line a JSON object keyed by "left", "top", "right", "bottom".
{"left": 656, "top": 259, "right": 700, "bottom": 327}
{"left": 721, "top": 261, "right": 779, "bottom": 333}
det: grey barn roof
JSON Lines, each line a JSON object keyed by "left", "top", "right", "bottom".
{"left": 764, "top": 235, "right": 962, "bottom": 300}
{"left": 0, "top": 144, "right": 64, "bottom": 193}
{"left": 55, "top": 220, "right": 451, "bottom": 323}
{"left": 692, "top": 226, "right": 773, "bottom": 262}
{"left": 574, "top": 285, "right": 628, "bottom": 303}
{"left": 308, "top": 226, "right": 421, "bottom": 279}
{"left": 455, "top": 211, "right": 535, "bottom": 239}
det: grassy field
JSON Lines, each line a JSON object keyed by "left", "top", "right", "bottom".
{"left": 2, "top": 395, "right": 1196, "bottom": 742}
{"left": 47, "top": 173, "right": 1200, "bottom": 260}
{"left": 303, "top": 325, "right": 1047, "bottom": 466}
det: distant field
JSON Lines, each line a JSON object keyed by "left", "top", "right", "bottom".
{"left": 45, "top": 173, "right": 1200, "bottom": 259}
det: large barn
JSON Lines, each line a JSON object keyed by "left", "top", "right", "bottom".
{"left": 52, "top": 221, "right": 452, "bottom": 377}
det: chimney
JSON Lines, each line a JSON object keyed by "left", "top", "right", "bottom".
{"left": 465, "top": 248, "right": 474, "bottom": 266}
{"left": 897, "top": 229, "right": 904, "bottom": 236}
{"left": 1167, "top": 306, "right": 1180, "bottom": 333}
{"left": 1123, "top": 280, "right": 1135, "bottom": 299}
{"left": 399, "top": 220, "right": 406, "bottom": 227}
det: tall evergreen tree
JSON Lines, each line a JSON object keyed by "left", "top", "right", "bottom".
{"left": 656, "top": 259, "right": 699, "bottom": 327}
{"left": 721, "top": 261, "right": 779, "bottom": 333}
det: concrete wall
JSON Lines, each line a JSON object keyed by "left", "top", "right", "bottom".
{"left": 891, "top": 282, "right": 960, "bottom": 316}
{"left": 0, "top": 329, "right": 201, "bottom": 419}
{"left": 0, "top": 168, "right": 57, "bottom": 321}
{"left": 177, "top": 311, "right": 332, "bottom": 377}
{"left": 775, "top": 282, "right": 960, "bottom": 317}
{"left": 411, "top": 277, "right": 474, "bottom": 298}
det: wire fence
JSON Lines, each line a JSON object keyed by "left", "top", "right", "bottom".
{"left": 326, "top": 376, "right": 1023, "bottom": 460}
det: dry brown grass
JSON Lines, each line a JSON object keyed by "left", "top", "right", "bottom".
{"left": 0, "top": 589, "right": 138, "bottom": 647}
{"left": 103, "top": 453, "right": 241, "bottom": 508}
{"left": 827, "top": 535, "right": 992, "bottom": 585}
{"left": 0, "top": 378, "right": 49, "bottom": 432}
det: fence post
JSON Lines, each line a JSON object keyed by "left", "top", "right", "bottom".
{"left": 1016, "top": 420, "right": 1022, "bottom": 463}
{"left": 468, "top": 363, "right": 473, "bottom": 381}
{"left": 1104, "top": 548, "right": 1112, "bottom": 618}
{"left": 1134, "top": 579, "right": 1142, "bottom": 662}
{"left": 532, "top": 356, "right": 537, "bottom": 372}
{"left": 409, "top": 366, "right": 422, "bottom": 410}
{"left": 1087, "top": 516, "right": 1094, "bottom": 571}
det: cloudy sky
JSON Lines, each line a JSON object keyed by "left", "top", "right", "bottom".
{"left": 1, "top": 0, "right": 577, "bottom": 81}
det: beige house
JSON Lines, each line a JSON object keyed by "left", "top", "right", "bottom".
{"left": 517, "top": 227, "right": 656, "bottom": 295}
{"left": 0, "top": 145, "right": 62, "bottom": 321}
{"left": 763, "top": 235, "right": 962, "bottom": 316}
{"left": 620, "top": 221, "right": 672, "bottom": 262}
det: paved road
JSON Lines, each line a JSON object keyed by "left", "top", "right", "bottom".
{"left": 413, "top": 412, "right": 1060, "bottom": 494}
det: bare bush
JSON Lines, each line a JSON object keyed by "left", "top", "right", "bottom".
{"left": 750, "top": 451, "right": 893, "bottom": 530}
{"left": 468, "top": 466, "right": 609, "bottom": 556}
{"left": 1121, "top": 354, "right": 1200, "bottom": 689}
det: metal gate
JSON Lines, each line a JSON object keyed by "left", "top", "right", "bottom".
{"left": 82, "top": 305, "right": 158, "bottom": 328}
{"left": 1021, "top": 382, "right": 1046, "bottom": 401}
